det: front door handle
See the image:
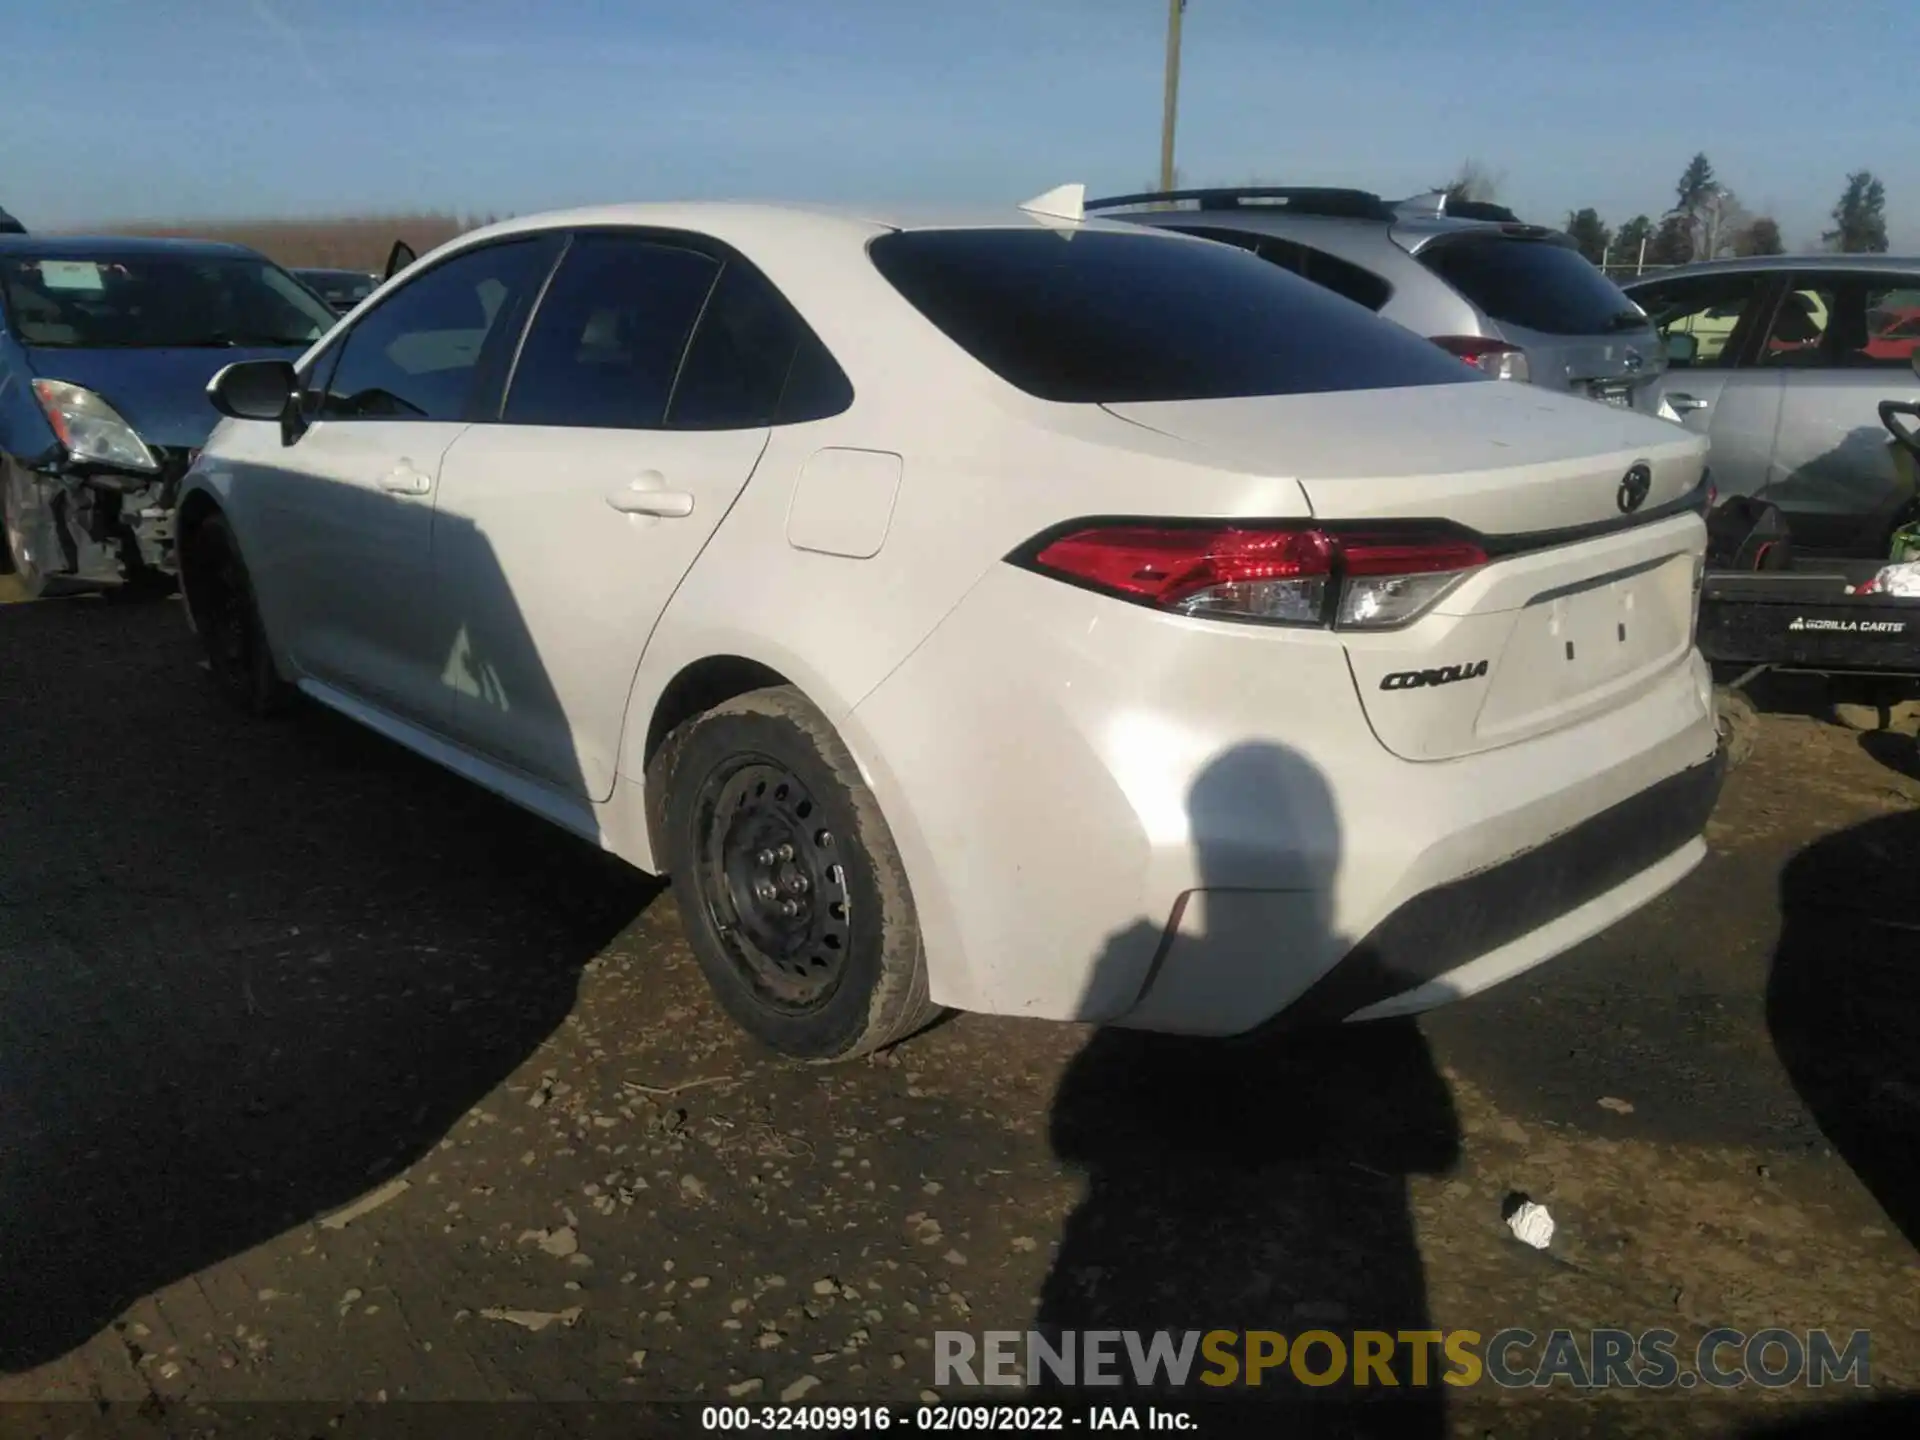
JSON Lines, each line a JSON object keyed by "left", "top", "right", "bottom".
{"left": 1666, "top": 393, "right": 1709, "bottom": 414}
{"left": 378, "top": 461, "right": 433, "bottom": 495}
{"left": 605, "top": 477, "right": 695, "bottom": 518}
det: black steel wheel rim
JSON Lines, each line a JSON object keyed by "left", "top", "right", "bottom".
{"left": 695, "top": 756, "right": 852, "bottom": 1011}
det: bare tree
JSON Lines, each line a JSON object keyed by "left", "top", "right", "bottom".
{"left": 1441, "top": 158, "right": 1504, "bottom": 206}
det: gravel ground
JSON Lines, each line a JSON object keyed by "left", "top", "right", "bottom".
{"left": 1, "top": 591, "right": 1917, "bottom": 1438}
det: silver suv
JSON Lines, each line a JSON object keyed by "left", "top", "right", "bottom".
{"left": 1624, "top": 257, "right": 1920, "bottom": 555}
{"left": 1091, "top": 186, "right": 1664, "bottom": 414}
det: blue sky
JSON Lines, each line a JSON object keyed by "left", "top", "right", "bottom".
{"left": 5, "top": 0, "right": 1914, "bottom": 252}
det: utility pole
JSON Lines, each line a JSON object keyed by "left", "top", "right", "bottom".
{"left": 1159, "top": 0, "right": 1185, "bottom": 193}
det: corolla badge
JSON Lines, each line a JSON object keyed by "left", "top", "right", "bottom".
{"left": 1617, "top": 462, "right": 1652, "bottom": 514}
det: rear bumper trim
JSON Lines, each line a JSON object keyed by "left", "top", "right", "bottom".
{"left": 1277, "top": 747, "right": 1726, "bottom": 1027}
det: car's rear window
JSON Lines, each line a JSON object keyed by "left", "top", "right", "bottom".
{"left": 1418, "top": 235, "right": 1646, "bottom": 338}
{"left": 867, "top": 228, "right": 1478, "bottom": 404}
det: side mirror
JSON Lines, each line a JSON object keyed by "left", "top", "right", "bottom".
{"left": 384, "top": 239, "right": 416, "bottom": 282}
{"left": 1665, "top": 332, "right": 1699, "bottom": 366}
{"left": 207, "top": 359, "right": 297, "bottom": 422}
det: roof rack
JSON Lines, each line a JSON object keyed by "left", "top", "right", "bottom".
{"left": 1082, "top": 187, "right": 1398, "bottom": 221}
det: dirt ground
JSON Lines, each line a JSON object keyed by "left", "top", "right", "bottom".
{"left": 2, "top": 591, "right": 1917, "bottom": 1438}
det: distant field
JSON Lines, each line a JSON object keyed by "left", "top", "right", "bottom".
{"left": 87, "top": 212, "right": 501, "bottom": 271}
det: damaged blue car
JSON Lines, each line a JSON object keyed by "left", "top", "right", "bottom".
{"left": 1, "top": 235, "right": 336, "bottom": 597}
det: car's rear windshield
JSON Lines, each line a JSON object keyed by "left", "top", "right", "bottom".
{"left": 1417, "top": 234, "right": 1646, "bottom": 337}
{"left": 1, "top": 252, "right": 337, "bottom": 349}
{"left": 867, "top": 228, "right": 1479, "bottom": 404}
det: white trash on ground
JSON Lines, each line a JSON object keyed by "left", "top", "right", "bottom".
{"left": 1506, "top": 1200, "right": 1556, "bottom": 1249}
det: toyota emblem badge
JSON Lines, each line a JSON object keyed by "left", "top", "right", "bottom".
{"left": 1617, "top": 463, "right": 1652, "bottom": 514}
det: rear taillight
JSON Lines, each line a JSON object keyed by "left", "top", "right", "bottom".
{"left": 1432, "top": 335, "right": 1531, "bottom": 383}
{"left": 1024, "top": 524, "right": 1486, "bottom": 629}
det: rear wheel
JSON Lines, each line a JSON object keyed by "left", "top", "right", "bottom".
{"left": 183, "top": 515, "right": 291, "bottom": 718}
{"left": 652, "top": 686, "right": 940, "bottom": 1062}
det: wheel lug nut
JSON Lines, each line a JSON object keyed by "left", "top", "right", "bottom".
{"left": 756, "top": 849, "right": 775, "bottom": 867}
{"left": 780, "top": 899, "right": 800, "bottom": 917}
{"left": 776, "top": 843, "right": 794, "bottom": 861}
{"left": 792, "top": 874, "right": 809, "bottom": 893}
{"left": 754, "top": 880, "right": 776, "bottom": 901}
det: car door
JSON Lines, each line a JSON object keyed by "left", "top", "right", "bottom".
{"left": 1756, "top": 271, "right": 1920, "bottom": 554}
{"left": 239, "top": 234, "right": 560, "bottom": 727}
{"left": 429, "top": 230, "right": 812, "bottom": 802}
{"left": 1635, "top": 268, "right": 1782, "bottom": 499}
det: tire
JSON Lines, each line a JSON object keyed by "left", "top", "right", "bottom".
{"left": 1714, "top": 686, "right": 1759, "bottom": 770}
{"left": 651, "top": 685, "right": 941, "bottom": 1062}
{"left": 182, "top": 515, "right": 292, "bottom": 718}
{"left": 2, "top": 460, "right": 52, "bottom": 600}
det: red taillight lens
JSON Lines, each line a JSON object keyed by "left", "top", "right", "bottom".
{"left": 1431, "top": 335, "right": 1531, "bottom": 383}
{"left": 1027, "top": 525, "right": 1486, "bottom": 629}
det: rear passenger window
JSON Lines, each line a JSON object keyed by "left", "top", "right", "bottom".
{"left": 1758, "top": 277, "right": 1920, "bottom": 370}
{"left": 504, "top": 234, "right": 719, "bottom": 430}
{"left": 667, "top": 260, "right": 851, "bottom": 429}
{"left": 1184, "top": 228, "right": 1392, "bottom": 312}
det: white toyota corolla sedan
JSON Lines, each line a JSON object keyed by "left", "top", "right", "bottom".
{"left": 176, "top": 189, "right": 1724, "bottom": 1061}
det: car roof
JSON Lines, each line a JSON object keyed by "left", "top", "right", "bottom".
{"left": 439, "top": 199, "right": 1193, "bottom": 253}
{"left": 0, "top": 233, "right": 264, "bottom": 259}
{"left": 1624, "top": 254, "right": 1920, "bottom": 286}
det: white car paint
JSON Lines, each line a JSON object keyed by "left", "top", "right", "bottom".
{"left": 179, "top": 199, "right": 1721, "bottom": 1039}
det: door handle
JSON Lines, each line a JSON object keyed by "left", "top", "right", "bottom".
{"left": 378, "top": 461, "right": 433, "bottom": 495}
{"left": 1666, "top": 393, "right": 1709, "bottom": 414}
{"left": 605, "top": 480, "right": 695, "bottom": 518}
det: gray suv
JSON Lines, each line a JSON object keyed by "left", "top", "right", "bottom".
{"left": 1624, "top": 257, "right": 1920, "bottom": 555}
{"left": 1090, "top": 186, "right": 1664, "bottom": 413}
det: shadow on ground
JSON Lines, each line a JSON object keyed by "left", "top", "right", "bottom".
{"left": 0, "top": 598, "right": 660, "bottom": 1371}
{"left": 1767, "top": 801, "right": 1920, "bottom": 1251}
{"left": 1037, "top": 744, "right": 1460, "bottom": 1435}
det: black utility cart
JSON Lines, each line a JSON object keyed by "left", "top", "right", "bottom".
{"left": 1703, "top": 380, "right": 1920, "bottom": 765}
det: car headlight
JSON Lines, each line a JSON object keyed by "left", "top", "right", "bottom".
{"left": 31, "top": 378, "right": 158, "bottom": 473}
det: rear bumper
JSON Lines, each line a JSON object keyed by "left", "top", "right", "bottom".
{"left": 1276, "top": 746, "right": 1723, "bottom": 1027}
{"left": 847, "top": 563, "right": 1721, "bottom": 1036}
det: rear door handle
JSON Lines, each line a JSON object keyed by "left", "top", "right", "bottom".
{"left": 378, "top": 461, "right": 433, "bottom": 495}
{"left": 1667, "top": 393, "right": 1709, "bottom": 414}
{"left": 605, "top": 480, "right": 695, "bottom": 518}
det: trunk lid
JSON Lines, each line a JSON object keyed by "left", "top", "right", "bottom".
{"left": 1102, "top": 383, "right": 1711, "bottom": 759}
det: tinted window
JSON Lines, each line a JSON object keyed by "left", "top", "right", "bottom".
{"left": 319, "top": 238, "right": 551, "bottom": 422}
{"left": 1630, "top": 271, "right": 1772, "bottom": 369}
{"left": 867, "top": 229, "right": 1476, "bottom": 404}
{"left": 1182, "top": 227, "right": 1392, "bottom": 311}
{"left": 1419, "top": 236, "right": 1645, "bottom": 337}
{"left": 505, "top": 234, "right": 718, "bottom": 429}
{"left": 1, "top": 251, "right": 335, "bottom": 349}
{"left": 668, "top": 261, "right": 804, "bottom": 429}
{"left": 776, "top": 332, "right": 856, "bottom": 424}
{"left": 1754, "top": 277, "right": 1920, "bottom": 370}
